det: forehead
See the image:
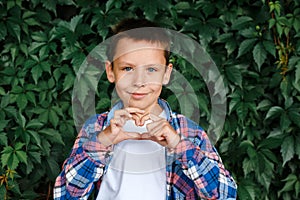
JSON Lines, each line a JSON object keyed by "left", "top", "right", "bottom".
{"left": 114, "top": 38, "right": 166, "bottom": 60}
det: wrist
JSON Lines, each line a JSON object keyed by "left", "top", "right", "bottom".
{"left": 168, "top": 134, "right": 181, "bottom": 149}
{"left": 98, "top": 127, "right": 113, "bottom": 147}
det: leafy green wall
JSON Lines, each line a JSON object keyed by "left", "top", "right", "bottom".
{"left": 0, "top": 0, "right": 300, "bottom": 199}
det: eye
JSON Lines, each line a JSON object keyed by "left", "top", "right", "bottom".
{"left": 122, "top": 66, "right": 133, "bottom": 71}
{"left": 147, "top": 67, "right": 157, "bottom": 72}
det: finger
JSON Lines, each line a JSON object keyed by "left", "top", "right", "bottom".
{"left": 140, "top": 133, "right": 165, "bottom": 142}
{"left": 138, "top": 113, "right": 150, "bottom": 126}
{"left": 125, "top": 107, "right": 145, "bottom": 114}
{"left": 131, "top": 115, "right": 142, "bottom": 126}
{"left": 123, "top": 131, "right": 141, "bottom": 140}
{"left": 111, "top": 117, "right": 126, "bottom": 127}
{"left": 149, "top": 113, "right": 162, "bottom": 122}
{"left": 149, "top": 125, "right": 166, "bottom": 138}
{"left": 146, "top": 119, "right": 164, "bottom": 134}
{"left": 114, "top": 109, "right": 133, "bottom": 119}
{"left": 110, "top": 119, "right": 120, "bottom": 128}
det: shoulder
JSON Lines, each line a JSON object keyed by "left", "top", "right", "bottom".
{"left": 171, "top": 112, "right": 204, "bottom": 132}
{"left": 171, "top": 113, "right": 213, "bottom": 150}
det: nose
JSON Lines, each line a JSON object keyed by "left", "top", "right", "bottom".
{"left": 133, "top": 67, "right": 146, "bottom": 87}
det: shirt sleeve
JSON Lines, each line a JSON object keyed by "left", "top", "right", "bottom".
{"left": 167, "top": 114, "right": 237, "bottom": 199}
{"left": 53, "top": 114, "right": 113, "bottom": 200}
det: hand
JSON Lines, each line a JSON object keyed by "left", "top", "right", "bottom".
{"left": 98, "top": 107, "right": 149, "bottom": 146}
{"left": 141, "top": 114, "right": 180, "bottom": 149}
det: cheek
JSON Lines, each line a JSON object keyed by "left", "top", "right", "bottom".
{"left": 144, "top": 74, "right": 165, "bottom": 84}
{"left": 150, "top": 84, "right": 163, "bottom": 94}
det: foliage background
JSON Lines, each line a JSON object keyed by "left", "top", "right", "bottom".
{"left": 0, "top": 0, "right": 300, "bottom": 199}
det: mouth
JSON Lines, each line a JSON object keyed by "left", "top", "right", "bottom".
{"left": 129, "top": 92, "right": 148, "bottom": 99}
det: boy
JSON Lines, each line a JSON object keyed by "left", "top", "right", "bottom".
{"left": 54, "top": 18, "right": 237, "bottom": 199}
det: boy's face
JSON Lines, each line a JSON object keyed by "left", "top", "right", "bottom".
{"left": 106, "top": 38, "right": 172, "bottom": 112}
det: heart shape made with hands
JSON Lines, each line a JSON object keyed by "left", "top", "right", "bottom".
{"left": 122, "top": 113, "right": 179, "bottom": 148}
{"left": 101, "top": 107, "right": 180, "bottom": 148}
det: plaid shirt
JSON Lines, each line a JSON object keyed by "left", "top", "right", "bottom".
{"left": 54, "top": 99, "right": 237, "bottom": 199}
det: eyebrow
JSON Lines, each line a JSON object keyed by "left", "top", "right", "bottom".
{"left": 117, "top": 62, "right": 165, "bottom": 68}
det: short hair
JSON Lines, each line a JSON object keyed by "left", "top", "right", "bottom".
{"left": 107, "top": 18, "right": 171, "bottom": 65}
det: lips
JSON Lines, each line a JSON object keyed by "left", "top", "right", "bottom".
{"left": 130, "top": 92, "right": 148, "bottom": 99}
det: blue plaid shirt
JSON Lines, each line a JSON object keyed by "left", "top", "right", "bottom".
{"left": 54, "top": 99, "right": 237, "bottom": 199}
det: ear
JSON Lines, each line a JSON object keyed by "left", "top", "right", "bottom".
{"left": 162, "top": 63, "right": 173, "bottom": 85}
{"left": 105, "top": 61, "right": 115, "bottom": 83}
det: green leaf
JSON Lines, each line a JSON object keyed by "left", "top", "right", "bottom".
{"left": 178, "top": 93, "right": 197, "bottom": 119}
{"left": 16, "top": 151, "right": 27, "bottom": 165}
{"left": 257, "top": 99, "right": 272, "bottom": 111}
{"left": 45, "top": 156, "right": 60, "bottom": 180}
{"left": 0, "top": 185, "right": 6, "bottom": 200}
{"left": 49, "top": 109, "right": 59, "bottom": 127}
{"left": 0, "top": 133, "right": 8, "bottom": 146}
{"left": 15, "top": 142, "right": 25, "bottom": 150}
{"left": 295, "top": 181, "right": 300, "bottom": 197}
{"left": 238, "top": 180, "right": 256, "bottom": 200}
{"left": 27, "top": 130, "right": 42, "bottom": 147}
{"left": 0, "top": 87, "right": 5, "bottom": 95}
{"left": 63, "top": 73, "right": 75, "bottom": 92}
{"left": 24, "top": 17, "right": 41, "bottom": 26}
{"left": 262, "top": 40, "right": 276, "bottom": 57}
{"left": 0, "top": 22, "right": 7, "bottom": 40}
{"left": 40, "top": 61, "right": 51, "bottom": 74}
{"left": 197, "top": 94, "right": 209, "bottom": 115}
{"left": 1, "top": 144, "right": 23, "bottom": 170}
{"left": 294, "top": 63, "right": 300, "bottom": 91}
{"left": 1, "top": 146, "right": 13, "bottom": 166}
{"left": 242, "top": 158, "right": 255, "bottom": 175}
{"left": 26, "top": 91, "right": 36, "bottom": 105}
{"left": 132, "top": 0, "right": 170, "bottom": 20}
{"left": 232, "top": 16, "right": 253, "bottom": 30}
{"left": 26, "top": 120, "right": 43, "bottom": 129}
{"left": 174, "top": 2, "right": 190, "bottom": 10}
{"left": 225, "top": 65, "right": 242, "bottom": 86}
{"left": 265, "top": 106, "right": 284, "bottom": 120}
{"left": 41, "top": 139, "right": 51, "bottom": 156}
{"left": 236, "top": 102, "right": 248, "bottom": 121}
{"left": 240, "top": 27, "right": 256, "bottom": 38}
{"left": 31, "top": 65, "right": 43, "bottom": 84}
{"left": 7, "top": 19, "right": 21, "bottom": 42}
{"left": 1, "top": 94, "right": 10, "bottom": 108}
{"left": 42, "top": 0, "right": 57, "bottom": 14}
{"left": 0, "top": 120, "right": 9, "bottom": 132}
{"left": 70, "top": 15, "right": 83, "bottom": 32}
{"left": 280, "top": 112, "right": 291, "bottom": 131}
{"left": 16, "top": 111, "right": 26, "bottom": 128}
{"left": 39, "top": 128, "right": 64, "bottom": 145}
{"left": 32, "top": 31, "right": 47, "bottom": 42}
{"left": 281, "top": 81, "right": 290, "bottom": 101}
{"left": 278, "top": 174, "right": 297, "bottom": 196}
{"left": 9, "top": 153, "right": 19, "bottom": 170}
{"left": 295, "top": 135, "right": 300, "bottom": 159}
{"left": 281, "top": 135, "right": 295, "bottom": 166}
{"left": 96, "top": 97, "right": 111, "bottom": 111}
{"left": 16, "top": 94, "right": 28, "bottom": 110}
{"left": 237, "top": 38, "right": 257, "bottom": 58}
{"left": 29, "top": 150, "right": 41, "bottom": 164}
{"left": 258, "top": 137, "right": 282, "bottom": 150}
{"left": 253, "top": 43, "right": 267, "bottom": 71}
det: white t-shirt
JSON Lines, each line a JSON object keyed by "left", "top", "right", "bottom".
{"left": 96, "top": 112, "right": 167, "bottom": 200}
